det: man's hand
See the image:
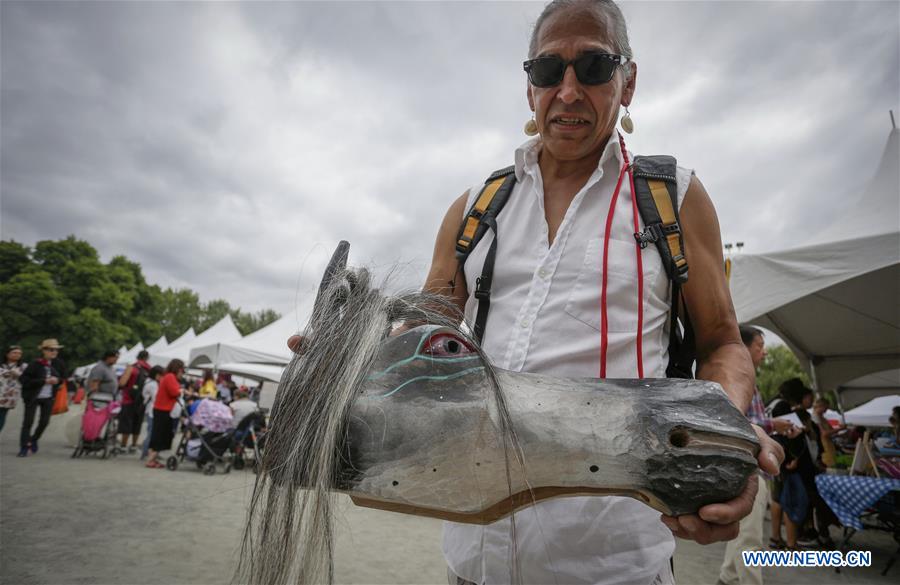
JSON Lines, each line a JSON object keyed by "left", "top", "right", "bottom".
{"left": 660, "top": 424, "right": 783, "bottom": 544}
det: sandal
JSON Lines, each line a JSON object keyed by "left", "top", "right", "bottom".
{"left": 145, "top": 460, "right": 164, "bottom": 469}
{"left": 768, "top": 537, "right": 786, "bottom": 549}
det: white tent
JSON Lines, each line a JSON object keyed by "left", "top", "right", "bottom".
{"left": 188, "top": 309, "right": 305, "bottom": 368}
{"left": 145, "top": 335, "right": 169, "bottom": 355}
{"left": 117, "top": 342, "right": 144, "bottom": 365}
{"left": 842, "top": 395, "right": 900, "bottom": 428}
{"left": 837, "top": 369, "right": 900, "bottom": 411}
{"left": 150, "top": 316, "right": 242, "bottom": 367}
{"left": 730, "top": 126, "right": 900, "bottom": 393}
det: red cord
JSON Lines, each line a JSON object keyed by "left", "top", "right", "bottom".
{"left": 623, "top": 143, "right": 645, "bottom": 378}
{"left": 600, "top": 157, "right": 627, "bottom": 378}
{"left": 599, "top": 134, "right": 644, "bottom": 378}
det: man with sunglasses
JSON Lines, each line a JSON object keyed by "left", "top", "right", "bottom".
{"left": 421, "top": 1, "right": 784, "bottom": 583}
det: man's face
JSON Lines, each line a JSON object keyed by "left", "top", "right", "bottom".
{"left": 801, "top": 393, "right": 814, "bottom": 409}
{"left": 105, "top": 355, "right": 118, "bottom": 366}
{"left": 42, "top": 348, "right": 59, "bottom": 360}
{"left": 526, "top": 8, "right": 635, "bottom": 164}
{"left": 747, "top": 334, "right": 766, "bottom": 369}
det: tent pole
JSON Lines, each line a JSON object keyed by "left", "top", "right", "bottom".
{"left": 809, "top": 357, "right": 821, "bottom": 398}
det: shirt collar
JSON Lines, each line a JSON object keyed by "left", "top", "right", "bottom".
{"left": 514, "top": 131, "right": 625, "bottom": 181}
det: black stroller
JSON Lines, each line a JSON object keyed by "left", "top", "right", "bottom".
{"left": 231, "top": 411, "right": 267, "bottom": 472}
{"left": 166, "top": 399, "right": 234, "bottom": 475}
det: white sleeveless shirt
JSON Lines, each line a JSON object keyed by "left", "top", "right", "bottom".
{"left": 442, "top": 132, "right": 693, "bottom": 585}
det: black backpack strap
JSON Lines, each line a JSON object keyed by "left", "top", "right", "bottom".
{"left": 631, "top": 155, "right": 689, "bottom": 285}
{"left": 632, "top": 155, "right": 695, "bottom": 378}
{"left": 455, "top": 166, "right": 516, "bottom": 264}
{"left": 454, "top": 166, "right": 517, "bottom": 344}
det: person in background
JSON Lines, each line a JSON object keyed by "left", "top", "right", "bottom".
{"left": 87, "top": 350, "right": 119, "bottom": 397}
{"left": 771, "top": 397, "right": 808, "bottom": 551}
{"left": 230, "top": 388, "right": 259, "bottom": 429}
{"left": 216, "top": 373, "right": 232, "bottom": 404}
{"left": 140, "top": 365, "right": 164, "bottom": 460}
{"left": 18, "top": 339, "right": 66, "bottom": 457}
{"left": 718, "top": 326, "right": 798, "bottom": 584}
{"left": 198, "top": 369, "right": 217, "bottom": 399}
{"left": 145, "top": 359, "right": 184, "bottom": 469}
{"left": 811, "top": 397, "right": 842, "bottom": 467}
{"left": 117, "top": 349, "right": 152, "bottom": 453}
{"left": 0, "top": 346, "right": 25, "bottom": 433}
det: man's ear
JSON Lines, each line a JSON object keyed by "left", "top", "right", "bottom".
{"left": 621, "top": 61, "right": 637, "bottom": 107}
{"left": 526, "top": 82, "right": 535, "bottom": 112}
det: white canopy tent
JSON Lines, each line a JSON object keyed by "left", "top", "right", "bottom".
{"left": 117, "top": 342, "right": 144, "bottom": 365}
{"left": 145, "top": 335, "right": 169, "bottom": 355}
{"left": 836, "top": 369, "right": 900, "bottom": 411}
{"left": 188, "top": 308, "right": 306, "bottom": 368}
{"left": 730, "top": 126, "right": 900, "bottom": 393}
{"left": 150, "top": 316, "right": 242, "bottom": 367}
{"left": 842, "top": 395, "right": 900, "bottom": 428}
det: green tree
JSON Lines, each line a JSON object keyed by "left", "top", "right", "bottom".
{"left": 60, "top": 308, "right": 132, "bottom": 363}
{"left": 159, "top": 288, "right": 202, "bottom": 340}
{"left": 0, "top": 270, "right": 75, "bottom": 360}
{"left": 199, "top": 299, "right": 233, "bottom": 331}
{"left": 756, "top": 344, "right": 812, "bottom": 402}
{"left": 0, "top": 240, "right": 31, "bottom": 283}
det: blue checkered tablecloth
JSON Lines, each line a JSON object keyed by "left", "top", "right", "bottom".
{"left": 815, "top": 475, "right": 900, "bottom": 530}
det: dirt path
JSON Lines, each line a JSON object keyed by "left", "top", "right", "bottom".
{"left": 1, "top": 404, "right": 895, "bottom": 584}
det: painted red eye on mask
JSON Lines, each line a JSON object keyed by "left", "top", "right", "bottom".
{"left": 421, "top": 333, "right": 476, "bottom": 358}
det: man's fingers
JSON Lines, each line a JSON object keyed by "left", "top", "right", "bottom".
{"left": 698, "top": 474, "right": 757, "bottom": 524}
{"left": 287, "top": 335, "right": 306, "bottom": 354}
{"left": 753, "top": 424, "right": 784, "bottom": 475}
{"left": 661, "top": 513, "right": 739, "bottom": 544}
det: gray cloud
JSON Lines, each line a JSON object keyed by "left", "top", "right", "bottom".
{"left": 2, "top": 0, "right": 898, "bottom": 321}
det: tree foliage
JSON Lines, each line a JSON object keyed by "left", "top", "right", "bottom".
{"left": 0, "top": 236, "right": 280, "bottom": 367}
{"left": 756, "top": 344, "right": 812, "bottom": 402}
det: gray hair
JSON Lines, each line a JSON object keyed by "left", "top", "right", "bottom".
{"left": 528, "top": 0, "right": 634, "bottom": 80}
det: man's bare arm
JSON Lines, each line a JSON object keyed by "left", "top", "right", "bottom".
{"left": 420, "top": 191, "right": 471, "bottom": 321}
{"left": 660, "top": 176, "right": 783, "bottom": 544}
{"left": 679, "top": 176, "right": 753, "bottom": 413}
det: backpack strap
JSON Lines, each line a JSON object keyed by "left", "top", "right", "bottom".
{"left": 631, "top": 155, "right": 689, "bottom": 285}
{"left": 454, "top": 165, "right": 517, "bottom": 343}
{"left": 631, "top": 155, "right": 695, "bottom": 378}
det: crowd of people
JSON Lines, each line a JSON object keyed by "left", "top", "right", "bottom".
{"left": 1, "top": 342, "right": 263, "bottom": 469}
{"left": 718, "top": 326, "right": 900, "bottom": 585}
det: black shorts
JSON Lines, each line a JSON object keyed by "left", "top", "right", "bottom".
{"left": 117, "top": 401, "right": 144, "bottom": 435}
{"left": 148, "top": 408, "right": 175, "bottom": 452}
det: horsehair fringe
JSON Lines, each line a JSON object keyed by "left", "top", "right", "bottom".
{"left": 235, "top": 266, "right": 530, "bottom": 585}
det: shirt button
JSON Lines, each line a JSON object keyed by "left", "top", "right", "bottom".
{"left": 538, "top": 269, "right": 548, "bottom": 279}
{"left": 521, "top": 320, "right": 529, "bottom": 328}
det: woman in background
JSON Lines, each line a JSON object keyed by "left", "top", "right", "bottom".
{"left": 0, "top": 346, "right": 25, "bottom": 432}
{"left": 145, "top": 359, "right": 184, "bottom": 469}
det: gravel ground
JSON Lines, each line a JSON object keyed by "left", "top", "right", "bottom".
{"left": 1, "top": 404, "right": 896, "bottom": 584}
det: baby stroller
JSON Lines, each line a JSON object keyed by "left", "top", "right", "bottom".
{"left": 231, "top": 411, "right": 267, "bottom": 472}
{"left": 72, "top": 392, "right": 121, "bottom": 459}
{"left": 166, "top": 398, "right": 234, "bottom": 475}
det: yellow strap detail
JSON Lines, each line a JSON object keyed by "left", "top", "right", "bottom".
{"left": 725, "top": 258, "right": 732, "bottom": 281}
{"left": 648, "top": 180, "right": 677, "bottom": 225}
{"left": 459, "top": 177, "right": 505, "bottom": 247}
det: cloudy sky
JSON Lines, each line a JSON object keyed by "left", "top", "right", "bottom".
{"left": 2, "top": 0, "right": 898, "bottom": 320}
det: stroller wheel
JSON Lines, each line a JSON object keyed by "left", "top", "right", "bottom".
{"left": 224, "top": 464, "right": 232, "bottom": 474}
{"left": 166, "top": 456, "right": 178, "bottom": 471}
{"left": 232, "top": 457, "right": 245, "bottom": 471}
{"left": 203, "top": 463, "right": 216, "bottom": 476}
{"left": 196, "top": 461, "right": 204, "bottom": 469}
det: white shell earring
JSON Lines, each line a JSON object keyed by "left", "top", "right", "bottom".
{"left": 524, "top": 116, "right": 538, "bottom": 136}
{"left": 620, "top": 107, "right": 634, "bottom": 134}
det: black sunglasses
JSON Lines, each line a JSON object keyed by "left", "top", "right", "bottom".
{"left": 523, "top": 51, "right": 626, "bottom": 88}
